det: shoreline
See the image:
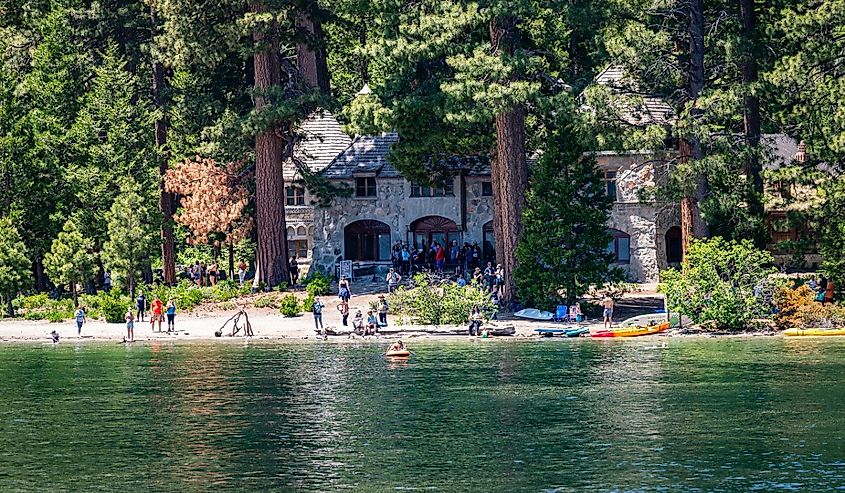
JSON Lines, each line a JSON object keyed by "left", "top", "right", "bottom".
{"left": 0, "top": 311, "right": 786, "bottom": 344}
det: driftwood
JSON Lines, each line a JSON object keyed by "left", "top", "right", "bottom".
{"left": 215, "top": 310, "right": 254, "bottom": 337}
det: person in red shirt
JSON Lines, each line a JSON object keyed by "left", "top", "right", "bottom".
{"left": 434, "top": 242, "right": 446, "bottom": 272}
{"left": 150, "top": 295, "right": 164, "bottom": 333}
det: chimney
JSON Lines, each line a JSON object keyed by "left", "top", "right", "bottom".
{"left": 795, "top": 140, "right": 807, "bottom": 163}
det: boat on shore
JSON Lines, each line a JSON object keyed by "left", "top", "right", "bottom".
{"left": 783, "top": 328, "right": 845, "bottom": 337}
{"left": 590, "top": 321, "right": 670, "bottom": 338}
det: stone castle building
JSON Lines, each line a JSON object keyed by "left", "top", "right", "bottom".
{"left": 283, "top": 73, "right": 811, "bottom": 283}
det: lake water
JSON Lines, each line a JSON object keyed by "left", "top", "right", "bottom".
{"left": 1, "top": 338, "right": 844, "bottom": 492}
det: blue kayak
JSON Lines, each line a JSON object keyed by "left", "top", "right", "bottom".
{"left": 535, "top": 327, "right": 589, "bottom": 338}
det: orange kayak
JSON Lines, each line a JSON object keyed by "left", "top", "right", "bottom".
{"left": 385, "top": 349, "right": 410, "bottom": 357}
{"left": 590, "top": 321, "right": 670, "bottom": 338}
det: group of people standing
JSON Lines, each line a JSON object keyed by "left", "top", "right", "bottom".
{"left": 68, "top": 292, "right": 176, "bottom": 342}
{"left": 187, "top": 261, "right": 219, "bottom": 286}
{"left": 390, "top": 240, "right": 486, "bottom": 276}
{"left": 312, "top": 274, "right": 391, "bottom": 338}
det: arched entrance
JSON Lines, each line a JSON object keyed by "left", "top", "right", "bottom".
{"left": 344, "top": 220, "right": 391, "bottom": 261}
{"left": 410, "top": 216, "right": 461, "bottom": 249}
{"left": 665, "top": 226, "right": 683, "bottom": 264}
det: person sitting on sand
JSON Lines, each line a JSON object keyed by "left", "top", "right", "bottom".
{"left": 468, "top": 306, "right": 483, "bottom": 336}
{"left": 50, "top": 330, "right": 60, "bottom": 344}
{"left": 353, "top": 309, "right": 364, "bottom": 335}
{"left": 366, "top": 310, "right": 378, "bottom": 336}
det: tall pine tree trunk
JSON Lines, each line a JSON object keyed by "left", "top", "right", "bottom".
{"left": 252, "top": 1, "right": 290, "bottom": 288}
{"left": 152, "top": 6, "right": 176, "bottom": 286}
{"left": 739, "top": 0, "right": 764, "bottom": 248}
{"left": 680, "top": 0, "right": 709, "bottom": 255}
{"left": 490, "top": 16, "right": 529, "bottom": 303}
{"left": 296, "top": 6, "right": 330, "bottom": 94}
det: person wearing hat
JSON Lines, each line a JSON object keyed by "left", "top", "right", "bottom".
{"left": 377, "top": 294, "right": 389, "bottom": 326}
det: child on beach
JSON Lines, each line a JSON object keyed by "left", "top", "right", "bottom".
{"left": 125, "top": 309, "right": 134, "bottom": 342}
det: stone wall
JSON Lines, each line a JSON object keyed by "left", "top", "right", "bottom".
{"left": 310, "top": 176, "right": 494, "bottom": 274}
{"left": 598, "top": 152, "right": 680, "bottom": 282}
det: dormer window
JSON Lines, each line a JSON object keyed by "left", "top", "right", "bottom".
{"left": 355, "top": 177, "right": 377, "bottom": 197}
{"left": 285, "top": 186, "right": 305, "bottom": 206}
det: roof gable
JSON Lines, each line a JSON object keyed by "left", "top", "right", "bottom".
{"left": 283, "top": 110, "right": 352, "bottom": 180}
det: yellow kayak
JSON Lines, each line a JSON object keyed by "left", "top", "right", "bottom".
{"left": 783, "top": 328, "right": 845, "bottom": 337}
{"left": 591, "top": 321, "right": 670, "bottom": 338}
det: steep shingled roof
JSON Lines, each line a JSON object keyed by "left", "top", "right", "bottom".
{"left": 591, "top": 65, "right": 675, "bottom": 126}
{"left": 322, "top": 132, "right": 402, "bottom": 179}
{"left": 283, "top": 110, "right": 352, "bottom": 180}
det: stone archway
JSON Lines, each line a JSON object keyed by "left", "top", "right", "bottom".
{"left": 410, "top": 216, "right": 461, "bottom": 249}
{"left": 344, "top": 220, "right": 391, "bottom": 261}
{"left": 665, "top": 226, "right": 683, "bottom": 264}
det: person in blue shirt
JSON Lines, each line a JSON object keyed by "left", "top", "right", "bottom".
{"left": 74, "top": 307, "right": 87, "bottom": 336}
{"left": 456, "top": 274, "right": 467, "bottom": 287}
{"left": 166, "top": 299, "right": 176, "bottom": 333}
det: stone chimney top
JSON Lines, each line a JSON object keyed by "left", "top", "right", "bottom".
{"left": 795, "top": 140, "right": 807, "bottom": 163}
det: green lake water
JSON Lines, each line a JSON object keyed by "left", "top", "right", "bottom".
{"left": 1, "top": 338, "right": 844, "bottom": 492}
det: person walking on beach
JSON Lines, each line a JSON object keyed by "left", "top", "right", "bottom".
{"left": 312, "top": 297, "right": 324, "bottom": 330}
{"left": 337, "top": 299, "right": 349, "bottom": 326}
{"left": 338, "top": 275, "right": 351, "bottom": 302}
{"left": 74, "top": 306, "right": 87, "bottom": 336}
{"left": 136, "top": 291, "right": 146, "bottom": 322}
{"left": 602, "top": 295, "right": 614, "bottom": 329}
{"left": 238, "top": 259, "right": 248, "bottom": 287}
{"left": 386, "top": 268, "right": 401, "bottom": 293}
{"left": 125, "top": 309, "right": 135, "bottom": 342}
{"left": 166, "top": 299, "right": 176, "bottom": 333}
{"left": 377, "top": 294, "right": 389, "bottom": 326}
{"left": 150, "top": 295, "right": 164, "bottom": 333}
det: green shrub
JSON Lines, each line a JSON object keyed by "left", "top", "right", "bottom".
{"left": 45, "top": 310, "right": 67, "bottom": 323}
{"left": 144, "top": 280, "right": 210, "bottom": 312}
{"left": 276, "top": 282, "right": 288, "bottom": 293}
{"left": 279, "top": 294, "right": 301, "bottom": 317}
{"left": 390, "top": 273, "right": 495, "bottom": 325}
{"left": 305, "top": 272, "right": 331, "bottom": 296}
{"left": 14, "top": 293, "right": 50, "bottom": 310}
{"left": 254, "top": 294, "right": 279, "bottom": 309}
{"left": 211, "top": 279, "right": 240, "bottom": 302}
{"left": 98, "top": 291, "right": 129, "bottom": 323}
{"left": 301, "top": 292, "right": 315, "bottom": 314}
{"left": 659, "top": 237, "right": 778, "bottom": 331}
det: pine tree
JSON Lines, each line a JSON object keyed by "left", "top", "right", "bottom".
{"left": 102, "top": 181, "right": 152, "bottom": 301}
{"left": 0, "top": 218, "right": 30, "bottom": 317}
{"left": 348, "top": 0, "right": 586, "bottom": 302}
{"left": 515, "top": 108, "right": 622, "bottom": 309}
{"left": 44, "top": 219, "right": 97, "bottom": 307}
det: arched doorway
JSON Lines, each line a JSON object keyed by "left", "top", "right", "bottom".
{"left": 665, "top": 226, "right": 683, "bottom": 264}
{"left": 410, "top": 216, "right": 460, "bottom": 249}
{"left": 344, "top": 220, "right": 391, "bottom": 261}
{"left": 483, "top": 221, "right": 495, "bottom": 262}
